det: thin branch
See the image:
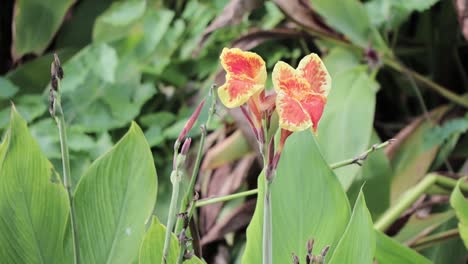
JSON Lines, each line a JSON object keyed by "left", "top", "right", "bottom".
{"left": 330, "top": 139, "right": 396, "bottom": 169}
{"left": 384, "top": 58, "right": 468, "bottom": 108}
{"left": 412, "top": 229, "right": 460, "bottom": 251}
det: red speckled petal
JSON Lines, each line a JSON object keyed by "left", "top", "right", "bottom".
{"left": 272, "top": 61, "right": 295, "bottom": 93}
{"left": 297, "top": 53, "right": 331, "bottom": 96}
{"left": 299, "top": 94, "right": 326, "bottom": 132}
{"left": 219, "top": 48, "right": 266, "bottom": 107}
{"left": 276, "top": 92, "right": 311, "bottom": 131}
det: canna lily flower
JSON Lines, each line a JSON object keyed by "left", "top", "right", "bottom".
{"left": 218, "top": 48, "right": 267, "bottom": 108}
{"left": 273, "top": 53, "right": 331, "bottom": 133}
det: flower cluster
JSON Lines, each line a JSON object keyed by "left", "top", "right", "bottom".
{"left": 218, "top": 47, "right": 331, "bottom": 179}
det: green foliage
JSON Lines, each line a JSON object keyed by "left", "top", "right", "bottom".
{"left": 347, "top": 132, "right": 393, "bottom": 220}
{"left": 310, "top": 0, "right": 388, "bottom": 52}
{"left": 12, "top": 0, "right": 75, "bottom": 57}
{"left": 73, "top": 122, "right": 157, "bottom": 263}
{"left": 450, "top": 177, "right": 468, "bottom": 249}
{"left": 319, "top": 48, "right": 378, "bottom": 189}
{"left": 0, "top": 107, "right": 69, "bottom": 263}
{"left": 139, "top": 217, "right": 204, "bottom": 264}
{"left": 425, "top": 114, "right": 468, "bottom": 149}
{"left": 328, "top": 190, "right": 375, "bottom": 264}
{"left": 375, "top": 230, "right": 431, "bottom": 264}
{"left": 243, "top": 132, "right": 351, "bottom": 263}
{"left": 1, "top": 0, "right": 467, "bottom": 262}
{"left": 0, "top": 77, "right": 18, "bottom": 99}
{"left": 366, "top": 0, "right": 440, "bottom": 29}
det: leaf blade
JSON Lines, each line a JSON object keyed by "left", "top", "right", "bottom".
{"left": 73, "top": 122, "right": 157, "bottom": 263}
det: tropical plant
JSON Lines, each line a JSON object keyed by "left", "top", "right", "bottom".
{"left": 1, "top": 0, "right": 468, "bottom": 263}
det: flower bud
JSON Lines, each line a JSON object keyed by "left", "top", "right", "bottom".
{"left": 177, "top": 99, "right": 205, "bottom": 143}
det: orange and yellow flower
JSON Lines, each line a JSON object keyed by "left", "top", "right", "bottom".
{"left": 218, "top": 48, "right": 267, "bottom": 108}
{"left": 273, "top": 54, "right": 331, "bottom": 132}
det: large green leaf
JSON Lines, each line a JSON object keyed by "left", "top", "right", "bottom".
{"left": 73, "top": 122, "right": 157, "bottom": 263}
{"left": 242, "top": 132, "right": 351, "bottom": 263}
{"left": 12, "top": 0, "right": 74, "bottom": 58}
{"left": 450, "top": 177, "right": 468, "bottom": 249}
{"left": 347, "top": 131, "right": 393, "bottom": 220}
{"left": 375, "top": 230, "right": 431, "bottom": 264}
{"left": 93, "top": 0, "right": 147, "bottom": 43}
{"left": 0, "top": 107, "right": 69, "bottom": 263}
{"left": 310, "top": 0, "right": 388, "bottom": 52}
{"left": 60, "top": 43, "right": 155, "bottom": 132}
{"left": 328, "top": 190, "right": 375, "bottom": 264}
{"left": 389, "top": 107, "right": 447, "bottom": 203}
{"left": 317, "top": 67, "right": 377, "bottom": 190}
{"left": 139, "top": 217, "right": 204, "bottom": 264}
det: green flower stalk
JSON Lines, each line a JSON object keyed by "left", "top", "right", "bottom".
{"left": 49, "top": 54, "right": 80, "bottom": 264}
{"left": 162, "top": 97, "right": 206, "bottom": 263}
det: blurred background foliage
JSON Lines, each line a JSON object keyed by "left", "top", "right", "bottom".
{"left": 0, "top": 0, "right": 467, "bottom": 262}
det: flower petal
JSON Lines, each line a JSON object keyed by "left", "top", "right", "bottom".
{"left": 276, "top": 92, "right": 311, "bottom": 131}
{"left": 272, "top": 61, "right": 296, "bottom": 93}
{"left": 299, "top": 94, "right": 326, "bottom": 132}
{"left": 219, "top": 48, "right": 266, "bottom": 108}
{"left": 297, "top": 53, "right": 331, "bottom": 96}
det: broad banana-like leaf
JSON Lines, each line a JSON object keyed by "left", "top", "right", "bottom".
{"left": 242, "top": 131, "right": 351, "bottom": 263}
{"left": 0, "top": 107, "right": 69, "bottom": 263}
{"left": 73, "top": 122, "right": 158, "bottom": 263}
{"left": 328, "top": 190, "right": 375, "bottom": 264}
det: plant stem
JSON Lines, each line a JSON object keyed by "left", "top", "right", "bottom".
{"left": 195, "top": 189, "right": 258, "bottom": 207}
{"left": 330, "top": 139, "right": 395, "bottom": 170}
{"left": 434, "top": 174, "right": 468, "bottom": 192}
{"left": 412, "top": 229, "right": 459, "bottom": 251}
{"left": 53, "top": 80, "right": 80, "bottom": 264}
{"left": 175, "top": 88, "right": 216, "bottom": 233}
{"left": 374, "top": 175, "right": 437, "bottom": 231}
{"left": 163, "top": 168, "right": 181, "bottom": 264}
{"left": 175, "top": 88, "right": 217, "bottom": 262}
{"left": 262, "top": 178, "right": 273, "bottom": 264}
{"left": 194, "top": 141, "right": 397, "bottom": 208}
{"left": 384, "top": 58, "right": 468, "bottom": 108}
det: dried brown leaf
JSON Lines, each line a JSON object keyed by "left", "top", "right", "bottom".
{"left": 199, "top": 155, "right": 256, "bottom": 233}
{"left": 201, "top": 199, "right": 256, "bottom": 246}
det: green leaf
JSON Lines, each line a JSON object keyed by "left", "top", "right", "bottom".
{"left": 310, "top": 0, "right": 388, "bottom": 52}
{"left": 55, "top": 0, "right": 114, "bottom": 48}
{"left": 139, "top": 216, "right": 204, "bottom": 264}
{"left": 12, "top": 0, "right": 74, "bottom": 57}
{"left": 0, "top": 77, "right": 19, "bottom": 99}
{"left": 365, "top": 0, "right": 440, "bottom": 29}
{"left": 424, "top": 115, "right": 468, "bottom": 149}
{"left": 93, "top": 0, "right": 147, "bottom": 43}
{"left": 329, "top": 190, "right": 375, "bottom": 264}
{"left": 242, "top": 132, "right": 351, "bottom": 263}
{"left": 347, "top": 131, "right": 393, "bottom": 220}
{"left": 322, "top": 47, "right": 361, "bottom": 76}
{"left": 390, "top": 107, "right": 448, "bottom": 203}
{"left": 0, "top": 95, "right": 47, "bottom": 129}
{"left": 375, "top": 230, "right": 431, "bottom": 264}
{"left": 59, "top": 43, "right": 155, "bottom": 132}
{"left": 6, "top": 49, "right": 77, "bottom": 93}
{"left": 449, "top": 177, "right": 468, "bottom": 249}
{"left": 317, "top": 67, "right": 377, "bottom": 190}
{"left": 73, "top": 122, "right": 158, "bottom": 263}
{"left": 0, "top": 107, "right": 69, "bottom": 263}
